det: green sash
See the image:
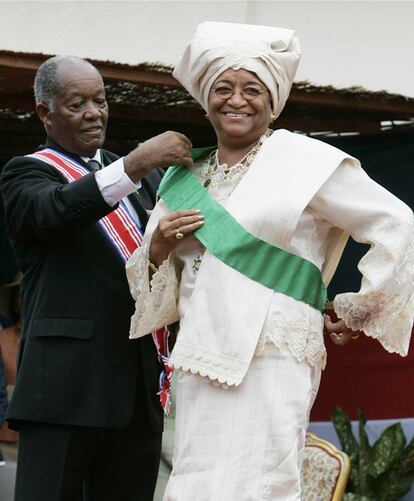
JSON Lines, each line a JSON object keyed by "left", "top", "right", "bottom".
{"left": 158, "top": 147, "right": 327, "bottom": 312}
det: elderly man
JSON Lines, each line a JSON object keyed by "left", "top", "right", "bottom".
{"left": 0, "top": 55, "right": 192, "bottom": 501}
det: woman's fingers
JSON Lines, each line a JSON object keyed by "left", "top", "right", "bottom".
{"left": 324, "top": 314, "right": 361, "bottom": 347}
{"left": 324, "top": 316, "right": 346, "bottom": 333}
{"left": 149, "top": 210, "right": 204, "bottom": 265}
{"left": 329, "top": 331, "right": 354, "bottom": 346}
{"left": 177, "top": 218, "right": 204, "bottom": 237}
{"left": 167, "top": 216, "right": 204, "bottom": 239}
{"left": 159, "top": 211, "right": 204, "bottom": 239}
{"left": 163, "top": 209, "right": 202, "bottom": 223}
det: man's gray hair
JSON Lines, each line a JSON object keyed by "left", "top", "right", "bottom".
{"left": 34, "top": 55, "right": 102, "bottom": 108}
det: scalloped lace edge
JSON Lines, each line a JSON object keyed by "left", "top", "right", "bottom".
{"left": 333, "top": 217, "right": 414, "bottom": 356}
{"left": 170, "top": 360, "right": 240, "bottom": 389}
{"left": 170, "top": 316, "right": 327, "bottom": 388}
{"left": 128, "top": 244, "right": 180, "bottom": 338}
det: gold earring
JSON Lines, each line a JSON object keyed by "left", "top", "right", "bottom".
{"left": 270, "top": 113, "right": 276, "bottom": 123}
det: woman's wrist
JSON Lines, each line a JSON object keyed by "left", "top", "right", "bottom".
{"left": 149, "top": 241, "right": 170, "bottom": 267}
{"left": 148, "top": 260, "right": 159, "bottom": 274}
{"left": 148, "top": 252, "right": 167, "bottom": 281}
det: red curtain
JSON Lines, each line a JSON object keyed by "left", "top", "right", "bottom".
{"left": 311, "top": 327, "right": 414, "bottom": 421}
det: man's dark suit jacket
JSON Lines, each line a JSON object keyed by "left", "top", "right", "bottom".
{"left": 0, "top": 138, "right": 163, "bottom": 432}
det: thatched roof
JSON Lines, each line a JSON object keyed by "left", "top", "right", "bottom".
{"left": 0, "top": 50, "right": 413, "bottom": 157}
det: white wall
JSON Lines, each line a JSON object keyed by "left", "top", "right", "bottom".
{"left": 0, "top": 1, "right": 248, "bottom": 63}
{"left": 1, "top": 1, "right": 413, "bottom": 97}
{"left": 247, "top": 1, "right": 414, "bottom": 97}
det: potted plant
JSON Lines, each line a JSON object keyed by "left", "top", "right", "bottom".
{"left": 331, "top": 407, "right": 414, "bottom": 500}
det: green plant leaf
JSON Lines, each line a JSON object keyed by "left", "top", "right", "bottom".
{"left": 344, "top": 493, "right": 375, "bottom": 501}
{"left": 394, "top": 434, "right": 414, "bottom": 477}
{"left": 377, "top": 474, "right": 414, "bottom": 501}
{"left": 377, "top": 434, "right": 414, "bottom": 499}
{"left": 358, "top": 412, "right": 375, "bottom": 496}
{"left": 369, "top": 423, "right": 406, "bottom": 478}
{"left": 331, "top": 406, "right": 360, "bottom": 492}
{"left": 332, "top": 409, "right": 414, "bottom": 499}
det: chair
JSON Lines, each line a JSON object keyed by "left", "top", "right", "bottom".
{"left": 301, "top": 432, "right": 350, "bottom": 501}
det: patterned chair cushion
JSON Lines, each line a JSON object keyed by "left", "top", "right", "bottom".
{"left": 301, "top": 432, "right": 350, "bottom": 501}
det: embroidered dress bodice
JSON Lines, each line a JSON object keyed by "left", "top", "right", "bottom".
{"left": 126, "top": 132, "right": 414, "bottom": 384}
{"left": 200, "top": 152, "right": 257, "bottom": 194}
{"left": 185, "top": 151, "right": 329, "bottom": 364}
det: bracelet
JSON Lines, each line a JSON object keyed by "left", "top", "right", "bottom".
{"left": 148, "top": 260, "right": 159, "bottom": 273}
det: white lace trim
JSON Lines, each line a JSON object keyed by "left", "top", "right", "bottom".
{"left": 196, "top": 153, "right": 251, "bottom": 192}
{"left": 256, "top": 313, "right": 327, "bottom": 369}
{"left": 127, "top": 244, "right": 180, "bottom": 339}
{"left": 170, "top": 311, "right": 326, "bottom": 389}
{"left": 334, "top": 217, "right": 414, "bottom": 356}
{"left": 170, "top": 343, "right": 247, "bottom": 387}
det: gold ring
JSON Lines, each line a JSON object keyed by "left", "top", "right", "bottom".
{"left": 175, "top": 230, "right": 184, "bottom": 240}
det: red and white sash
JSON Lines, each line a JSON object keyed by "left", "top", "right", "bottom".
{"left": 28, "top": 148, "right": 172, "bottom": 412}
{"left": 29, "top": 149, "right": 143, "bottom": 262}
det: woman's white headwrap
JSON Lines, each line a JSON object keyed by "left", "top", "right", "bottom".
{"left": 173, "top": 21, "right": 301, "bottom": 119}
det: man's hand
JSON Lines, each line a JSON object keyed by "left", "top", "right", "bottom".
{"left": 124, "top": 131, "right": 193, "bottom": 183}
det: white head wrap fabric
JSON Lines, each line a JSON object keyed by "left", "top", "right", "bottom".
{"left": 173, "top": 21, "right": 301, "bottom": 118}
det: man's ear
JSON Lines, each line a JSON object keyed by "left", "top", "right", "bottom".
{"left": 36, "top": 103, "right": 52, "bottom": 128}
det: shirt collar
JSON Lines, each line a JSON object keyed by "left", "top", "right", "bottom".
{"left": 81, "top": 149, "right": 101, "bottom": 164}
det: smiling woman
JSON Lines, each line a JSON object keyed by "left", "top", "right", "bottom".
{"left": 125, "top": 21, "right": 414, "bottom": 501}
{"left": 207, "top": 69, "right": 273, "bottom": 159}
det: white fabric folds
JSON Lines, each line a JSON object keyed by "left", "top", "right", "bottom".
{"left": 173, "top": 21, "right": 301, "bottom": 118}
{"left": 128, "top": 131, "right": 352, "bottom": 385}
{"left": 127, "top": 129, "right": 414, "bottom": 386}
{"left": 164, "top": 344, "right": 321, "bottom": 500}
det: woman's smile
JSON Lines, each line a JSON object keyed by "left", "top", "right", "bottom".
{"left": 208, "top": 68, "right": 272, "bottom": 145}
{"left": 222, "top": 111, "right": 252, "bottom": 119}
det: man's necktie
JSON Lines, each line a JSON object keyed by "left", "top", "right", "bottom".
{"left": 87, "top": 159, "right": 101, "bottom": 172}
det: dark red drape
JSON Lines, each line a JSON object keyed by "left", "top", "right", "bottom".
{"left": 311, "top": 326, "right": 414, "bottom": 421}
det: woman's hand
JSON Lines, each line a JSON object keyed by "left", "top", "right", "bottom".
{"left": 149, "top": 210, "right": 204, "bottom": 266}
{"left": 324, "top": 305, "right": 362, "bottom": 346}
{"left": 324, "top": 316, "right": 358, "bottom": 346}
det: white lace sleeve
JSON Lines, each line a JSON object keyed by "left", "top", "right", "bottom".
{"left": 126, "top": 243, "right": 180, "bottom": 339}
{"left": 125, "top": 199, "right": 181, "bottom": 339}
{"left": 312, "top": 159, "right": 414, "bottom": 356}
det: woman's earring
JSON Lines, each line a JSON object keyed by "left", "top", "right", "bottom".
{"left": 270, "top": 113, "right": 276, "bottom": 123}
{"left": 205, "top": 113, "right": 209, "bottom": 119}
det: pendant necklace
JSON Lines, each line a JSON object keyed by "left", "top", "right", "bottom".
{"left": 192, "top": 129, "right": 273, "bottom": 273}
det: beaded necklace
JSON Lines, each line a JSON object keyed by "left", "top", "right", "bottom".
{"left": 192, "top": 128, "right": 273, "bottom": 273}
{"left": 202, "top": 128, "right": 273, "bottom": 189}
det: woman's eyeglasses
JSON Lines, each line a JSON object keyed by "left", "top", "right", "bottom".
{"left": 210, "top": 85, "right": 267, "bottom": 101}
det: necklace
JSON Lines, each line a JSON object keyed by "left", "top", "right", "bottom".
{"left": 202, "top": 128, "right": 273, "bottom": 189}
{"left": 192, "top": 128, "right": 273, "bottom": 273}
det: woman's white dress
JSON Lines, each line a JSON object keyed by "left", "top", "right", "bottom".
{"left": 126, "top": 135, "right": 414, "bottom": 500}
